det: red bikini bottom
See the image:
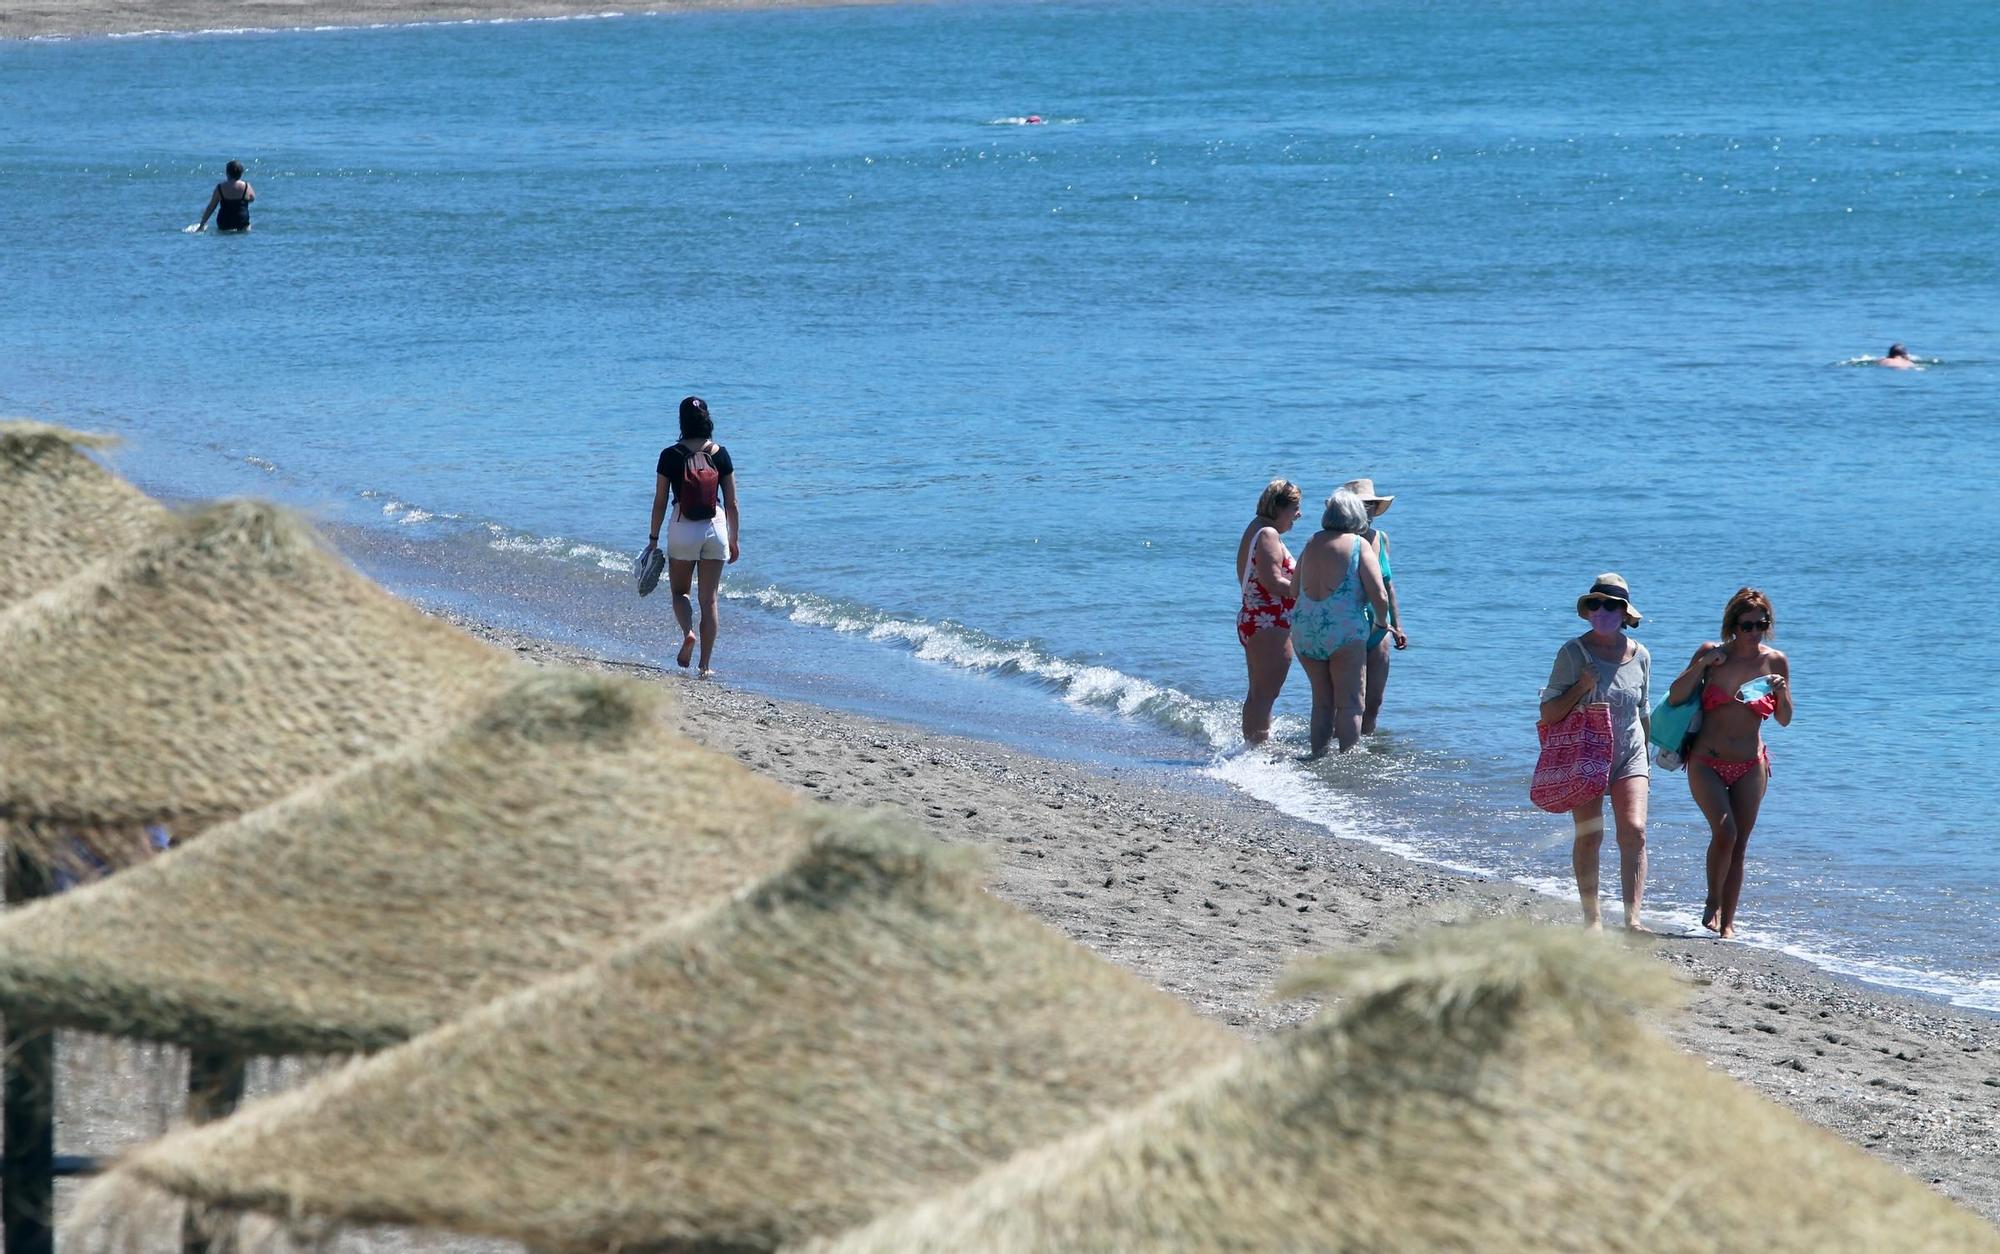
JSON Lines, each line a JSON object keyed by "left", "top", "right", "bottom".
{"left": 1689, "top": 746, "right": 1770, "bottom": 787}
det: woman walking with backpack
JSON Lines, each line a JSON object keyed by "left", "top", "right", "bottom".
{"left": 647, "top": 396, "right": 739, "bottom": 677}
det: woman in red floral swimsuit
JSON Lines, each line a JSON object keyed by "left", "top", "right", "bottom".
{"left": 1235, "top": 479, "right": 1302, "bottom": 745}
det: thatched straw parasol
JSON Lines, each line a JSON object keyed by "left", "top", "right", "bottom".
{"left": 0, "top": 497, "right": 512, "bottom": 871}
{"left": 0, "top": 668, "right": 811, "bottom": 1056}
{"left": 82, "top": 822, "right": 1240, "bottom": 1251}
{"left": 0, "top": 421, "right": 164, "bottom": 611}
{"left": 806, "top": 923, "right": 2000, "bottom": 1254}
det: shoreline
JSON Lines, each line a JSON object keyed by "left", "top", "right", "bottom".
{"left": 432, "top": 606, "right": 2000, "bottom": 1225}
{"left": 2, "top": 0, "right": 890, "bottom": 42}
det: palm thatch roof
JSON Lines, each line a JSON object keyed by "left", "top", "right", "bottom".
{"left": 0, "top": 420, "right": 165, "bottom": 610}
{"left": 0, "top": 498, "right": 512, "bottom": 868}
{"left": 807, "top": 923, "right": 2000, "bottom": 1254}
{"left": 85, "top": 822, "right": 1240, "bottom": 1251}
{"left": 0, "top": 669, "right": 811, "bottom": 1056}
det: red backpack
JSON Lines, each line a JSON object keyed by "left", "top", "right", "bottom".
{"left": 678, "top": 443, "right": 721, "bottom": 520}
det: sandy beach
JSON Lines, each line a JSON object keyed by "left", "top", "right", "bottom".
{"left": 458, "top": 612, "right": 2000, "bottom": 1226}
{"left": 1, "top": 0, "right": 876, "bottom": 41}
{"left": 39, "top": 601, "right": 2000, "bottom": 1247}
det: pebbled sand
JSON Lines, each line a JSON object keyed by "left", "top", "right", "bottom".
{"left": 1, "top": 0, "right": 884, "bottom": 41}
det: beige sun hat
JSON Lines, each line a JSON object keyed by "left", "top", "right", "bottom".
{"left": 0, "top": 669, "right": 810, "bottom": 1057}
{"left": 0, "top": 499, "right": 514, "bottom": 873}
{"left": 1339, "top": 477, "right": 1394, "bottom": 515}
{"left": 84, "top": 821, "right": 1240, "bottom": 1251}
{"left": 0, "top": 421, "right": 166, "bottom": 611}
{"left": 802, "top": 922, "right": 2000, "bottom": 1254}
{"left": 1576, "top": 571, "right": 1642, "bottom": 627}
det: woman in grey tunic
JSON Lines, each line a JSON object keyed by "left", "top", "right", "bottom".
{"left": 1538, "top": 573, "right": 1653, "bottom": 932}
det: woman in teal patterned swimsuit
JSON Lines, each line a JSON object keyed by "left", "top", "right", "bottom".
{"left": 1289, "top": 489, "right": 1393, "bottom": 757}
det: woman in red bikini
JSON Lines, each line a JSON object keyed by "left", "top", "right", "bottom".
{"left": 1235, "top": 479, "right": 1302, "bottom": 745}
{"left": 1666, "top": 588, "right": 1793, "bottom": 938}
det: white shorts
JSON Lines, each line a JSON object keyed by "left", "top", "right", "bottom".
{"left": 666, "top": 512, "right": 729, "bottom": 562}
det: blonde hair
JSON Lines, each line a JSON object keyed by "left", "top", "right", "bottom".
{"left": 1255, "top": 479, "right": 1301, "bottom": 521}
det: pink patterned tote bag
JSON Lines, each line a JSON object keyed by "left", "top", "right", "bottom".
{"left": 1530, "top": 702, "right": 1615, "bottom": 813}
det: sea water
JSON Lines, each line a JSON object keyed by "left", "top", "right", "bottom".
{"left": 3, "top": 0, "right": 1996, "bottom": 1010}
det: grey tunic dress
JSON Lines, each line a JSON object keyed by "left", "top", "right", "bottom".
{"left": 1544, "top": 636, "right": 1652, "bottom": 782}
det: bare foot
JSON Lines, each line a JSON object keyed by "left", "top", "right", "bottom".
{"left": 1701, "top": 899, "right": 1721, "bottom": 934}
{"left": 698, "top": 667, "right": 716, "bottom": 681}
{"left": 676, "top": 633, "right": 696, "bottom": 668}
{"left": 1624, "top": 918, "right": 1654, "bottom": 935}
{"left": 1718, "top": 924, "right": 1736, "bottom": 939}
{"left": 1582, "top": 918, "right": 1604, "bottom": 932}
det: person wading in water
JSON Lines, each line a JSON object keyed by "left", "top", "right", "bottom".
{"left": 196, "top": 160, "right": 255, "bottom": 233}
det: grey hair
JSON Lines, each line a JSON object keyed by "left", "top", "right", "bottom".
{"left": 1320, "top": 488, "right": 1370, "bottom": 535}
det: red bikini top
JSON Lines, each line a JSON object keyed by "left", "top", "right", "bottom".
{"left": 1702, "top": 682, "right": 1778, "bottom": 719}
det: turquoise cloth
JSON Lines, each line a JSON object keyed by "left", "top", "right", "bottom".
{"left": 1648, "top": 688, "right": 1700, "bottom": 753}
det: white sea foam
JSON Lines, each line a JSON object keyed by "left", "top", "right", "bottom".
{"left": 735, "top": 585, "right": 1232, "bottom": 743}
{"left": 1204, "top": 748, "right": 1492, "bottom": 876}
{"left": 85, "top": 9, "right": 637, "bottom": 42}
{"left": 380, "top": 497, "right": 454, "bottom": 525}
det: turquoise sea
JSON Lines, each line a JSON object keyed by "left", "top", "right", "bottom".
{"left": 3, "top": 0, "right": 1996, "bottom": 1009}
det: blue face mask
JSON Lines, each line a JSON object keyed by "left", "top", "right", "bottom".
{"left": 1587, "top": 608, "right": 1624, "bottom": 635}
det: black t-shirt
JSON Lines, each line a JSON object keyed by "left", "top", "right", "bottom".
{"left": 657, "top": 442, "right": 734, "bottom": 519}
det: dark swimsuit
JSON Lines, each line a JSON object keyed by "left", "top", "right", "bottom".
{"left": 215, "top": 183, "right": 250, "bottom": 232}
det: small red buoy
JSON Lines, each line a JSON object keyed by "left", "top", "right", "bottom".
{"left": 1025, "top": 114, "right": 1044, "bottom": 125}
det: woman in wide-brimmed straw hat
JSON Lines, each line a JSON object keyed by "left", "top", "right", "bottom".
{"left": 1539, "top": 573, "right": 1652, "bottom": 932}
{"left": 1341, "top": 478, "right": 1407, "bottom": 736}
{"left": 1234, "top": 479, "right": 1302, "bottom": 745}
{"left": 1664, "top": 587, "right": 1792, "bottom": 939}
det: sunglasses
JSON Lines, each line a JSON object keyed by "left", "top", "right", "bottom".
{"left": 1735, "top": 618, "right": 1772, "bottom": 632}
{"left": 1581, "top": 598, "right": 1626, "bottom": 613}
